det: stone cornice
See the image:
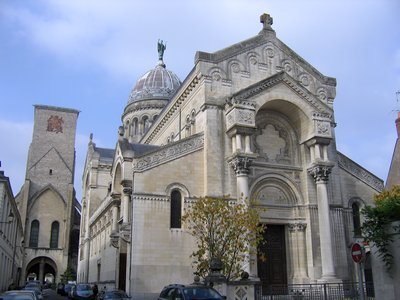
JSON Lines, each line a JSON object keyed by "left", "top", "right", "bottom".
{"left": 337, "top": 152, "right": 384, "bottom": 191}
{"left": 133, "top": 133, "right": 204, "bottom": 172}
{"left": 89, "top": 196, "right": 120, "bottom": 226}
{"left": 144, "top": 72, "right": 201, "bottom": 144}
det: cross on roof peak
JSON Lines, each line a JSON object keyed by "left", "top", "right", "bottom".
{"left": 260, "top": 13, "right": 273, "bottom": 30}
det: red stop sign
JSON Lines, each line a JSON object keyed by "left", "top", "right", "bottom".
{"left": 351, "top": 243, "right": 363, "bottom": 263}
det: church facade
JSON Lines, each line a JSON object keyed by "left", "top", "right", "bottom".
{"left": 77, "top": 14, "right": 383, "bottom": 299}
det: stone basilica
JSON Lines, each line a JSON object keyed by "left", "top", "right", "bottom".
{"left": 77, "top": 14, "right": 383, "bottom": 299}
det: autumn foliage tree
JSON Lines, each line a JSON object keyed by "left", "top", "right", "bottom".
{"left": 361, "top": 185, "right": 400, "bottom": 271}
{"left": 182, "top": 196, "right": 265, "bottom": 280}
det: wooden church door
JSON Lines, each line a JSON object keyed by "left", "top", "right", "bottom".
{"left": 257, "top": 224, "right": 287, "bottom": 294}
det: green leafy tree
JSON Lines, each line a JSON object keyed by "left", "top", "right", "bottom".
{"left": 182, "top": 196, "right": 265, "bottom": 281}
{"left": 59, "top": 266, "right": 76, "bottom": 283}
{"left": 361, "top": 185, "right": 400, "bottom": 271}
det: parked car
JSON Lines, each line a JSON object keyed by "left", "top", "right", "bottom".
{"left": 63, "top": 283, "right": 76, "bottom": 297}
{"left": 0, "top": 290, "right": 37, "bottom": 300}
{"left": 21, "top": 287, "right": 43, "bottom": 300}
{"left": 70, "top": 283, "right": 95, "bottom": 300}
{"left": 158, "top": 284, "right": 226, "bottom": 300}
{"left": 57, "top": 283, "right": 65, "bottom": 295}
{"left": 96, "top": 290, "right": 130, "bottom": 300}
{"left": 24, "top": 282, "right": 42, "bottom": 292}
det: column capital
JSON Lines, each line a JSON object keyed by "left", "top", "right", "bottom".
{"left": 308, "top": 162, "right": 334, "bottom": 183}
{"left": 228, "top": 154, "right": 256, "bottom": 175}
{"left": 296, "top": 223, "right": 307, "bottom": 231}
{"left": 121, "top": 179, "right": 132, "bottom": 188}
{"left": 122, "top": 187, "right": 132, "bottom": 195}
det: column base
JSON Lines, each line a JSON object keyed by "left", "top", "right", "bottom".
{"left": 317, "top": 276, "right": 342, "bottom": 284}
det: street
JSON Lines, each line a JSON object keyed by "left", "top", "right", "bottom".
{"left": 42, "top": 288, "right": 68, "bottom": 300}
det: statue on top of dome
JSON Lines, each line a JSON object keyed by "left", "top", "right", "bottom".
{"left": 158, "top": 39, "right": 166, "bottom": 61}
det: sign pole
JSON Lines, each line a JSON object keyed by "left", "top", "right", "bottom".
{"left": 357, "top": 261, "right": 366, "bottom": 300}
{"left": 351, "top": 243, "right": 365, "bottom": 300}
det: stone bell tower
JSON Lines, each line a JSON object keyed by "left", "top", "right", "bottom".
{"left": 17, "top": 105, "right": 80, "bottom": 284}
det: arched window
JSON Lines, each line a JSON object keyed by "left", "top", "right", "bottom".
{"left": 142, "top": 116, "right": 149, "bottom": 134}
{"left": 352, "top": 202, "right": 361, "bottom": 237}
{"left": 29, "top": 220, "right": 40, "bottom": 247}
{"left": 50, "top": 221, "right": 59, "bottom": 248}
{"left": 133, "top": 118, "right": 138, "bottom": 135}
{"left": 170, "top": 190, "right": 182, "bottom": 229}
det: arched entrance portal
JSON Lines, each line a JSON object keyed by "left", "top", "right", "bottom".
{"left": 26, "top": 257, "right": 57, "bottom": 284}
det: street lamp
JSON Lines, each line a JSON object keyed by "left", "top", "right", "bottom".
{"left": 0, "top": 210, "right": 14, "bottom": 223}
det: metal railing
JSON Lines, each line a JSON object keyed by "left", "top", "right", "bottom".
{"left": 260, "top": 282, "right": 375, "bottom": 300}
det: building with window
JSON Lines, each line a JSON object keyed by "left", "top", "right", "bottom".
{"left": 15, "top": 105, "right": 81, "bottom": 284}
{"left": 77, "top": 14, "right": 382, "bottom": 299}
{"left": 0, "top": 167, "right": 24, "bottom": 291}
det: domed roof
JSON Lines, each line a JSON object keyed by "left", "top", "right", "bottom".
{"left": 128, "top": 60, "right": 182, "bottom": 104}
{"left": 128, "top": 40, "right": 181, "bottom": 104}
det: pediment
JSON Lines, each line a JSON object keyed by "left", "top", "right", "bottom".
{"left": 197, "top": 30, "right": 336, "bottom": 107}
{"left": 229, "top": 71, "right": 332, "bottom": 117}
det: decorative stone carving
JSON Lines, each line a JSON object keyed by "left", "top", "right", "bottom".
{"left": 47, "top": 115, "right": 63, "bottom": 133}
{"left": 299, "top": 73, "right": 310, "bottom": 86}
{"left": 312, "top": 113, "right": 332, "bottom": 138}
{"left": 315, "top": 120, "right": 331, "bottom": 137}
{"left": 308, "top": 163, "right": 334, "bottom": 183}
{"left": 134, "top": 133, "right": 204, "bottom": 172}
{"left": 337, "top": 152, "right": 384, "bottom": 191}
{"left": 296, "top": 223, "right": 307, "bottom": 231}
{"left": 317, "top": 87, "right": 328, "bottom": 102}
{"left": 265, "top": 47, "right": 275, "bottom": 58}
{"left": 229, "top": 156, "right": 253, "bottom": 175}
{"left": 255, "top": 123, "right": 291, "bottom": 164}
{"left": 225, "top": 108, "right": 255, "bottom": 131}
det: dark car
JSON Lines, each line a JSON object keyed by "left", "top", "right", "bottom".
{"left": 96, "top": 290, "right": 130, "bottom": 300}
{"left": 70, "top": 284, "right": 95, "bottom": 300}
{"left": 0, "top": 290, "right": 37, "bottom": 300}
{"left": 57, "top": 283, "right": 65, "bottom": 295}
{"left": 56, "top": 283, "right": 76, "bottom": 297}
{"left": 158, "top": 284, "right": 225, "bottom": 300}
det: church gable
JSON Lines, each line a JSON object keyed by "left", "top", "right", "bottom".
{"left": 196, "top": 14, "right": 336, "bottom": 108}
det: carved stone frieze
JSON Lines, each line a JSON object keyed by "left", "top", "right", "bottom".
{"left": 133, "top": 194, "right": 169, "bottom": 202}
{"left": 308, "top": 163, "right": 334, "bottom": 183}
{"left": 134, "top": 133, "right": 204, "bottom": 172}
{"left": 337, "top": 152, "right": 384, "bottom": 191}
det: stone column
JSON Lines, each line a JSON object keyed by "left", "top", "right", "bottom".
{"left": 244, "top": 135, "right": 252, "bottom": 153}
{"left": 236, "top": 134, "right": 243, "bottom": 152}
{"left": 228, "top": 154, "right": 256, "bottom": 276}
{"left": 121, "top": 185, "right": 132, "bottom": 225}
{"left": 308, "top": 163, "right": 338, "bottom": 282}
{"left": 39, "top": 258, "right": 45, "bottom": 283}
{"left": 288, "top": 223, "right": 308, "bottom": 282}
{"left": 228, "top": 155, "right": 252, "bottom": 202}
{"left": 296, "top": 223, "right": 308, "bottom": 278}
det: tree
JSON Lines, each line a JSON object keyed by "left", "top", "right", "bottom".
{"left": 361, "top": 185, "right": 400, "bottom": 271}
{"left": 59, "top": 266, "right": 76, "bottom": 283}
{"left": 182, "top": 196, "right": 265, "bottom": 281}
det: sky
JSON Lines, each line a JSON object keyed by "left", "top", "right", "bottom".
{"left": 0, "top": 0, "right": 399, "bottom": 201}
